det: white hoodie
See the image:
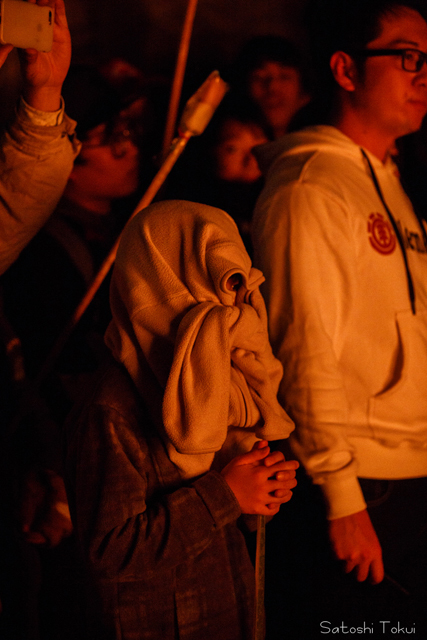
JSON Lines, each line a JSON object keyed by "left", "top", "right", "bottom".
{"left": 252, "top": 125, "right": 427, "bottom": 519}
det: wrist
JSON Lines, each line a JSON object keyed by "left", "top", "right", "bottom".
{"left": 23, "top": 85, "right": 62, "bottom": 112}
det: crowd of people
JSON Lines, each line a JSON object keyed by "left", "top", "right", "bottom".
{"left": 1, "top": 0, "right": 427, "bottom": 638}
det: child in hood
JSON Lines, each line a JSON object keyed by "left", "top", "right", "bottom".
{"left": 65, "top": 200, "right": 298, "bottom": 640}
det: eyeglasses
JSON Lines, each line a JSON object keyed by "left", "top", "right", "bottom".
{"left": 353, "top": 48, "right": 427, "bottom": 73}
{"left": 104, "top": 128, "right": 136, "bottom": 159}
{"left": 83, "top": 125, "right": 139, "bottom": 159}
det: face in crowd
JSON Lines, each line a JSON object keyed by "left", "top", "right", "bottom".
{"left": 247, "top": 60, "right": 310, "bottom": 138}
{"left": 66, "top": 114, "right": 140, "bottom": 214}
{"left": 213, "top": 117, "right": 268, "bottom": 183}
{"left": 347, "top": 6, "right": 427, "bottom": 141}
{"left": 328, "top": 3, "right": 427, "bottom": 162}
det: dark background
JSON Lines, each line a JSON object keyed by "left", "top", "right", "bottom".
{"left": 0, "top": 0, "right": 309, "bottom": 125}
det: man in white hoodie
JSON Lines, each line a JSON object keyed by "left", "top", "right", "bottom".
{"left": 252, "top": 0, "right": 427, "bottom": 634}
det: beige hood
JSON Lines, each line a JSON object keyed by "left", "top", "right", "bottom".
{"left": 105, "top": 200, "right": 294, "bottom": 478}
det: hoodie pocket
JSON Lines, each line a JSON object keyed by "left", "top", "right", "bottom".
{"left": 368, "top": 309, "right": 427, "bottom": 446}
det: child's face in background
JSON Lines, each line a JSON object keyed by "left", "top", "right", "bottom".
{"left": 213, "top": 118, "right": 268, "bottom": 183}
{"left": 248, "top": 61, "right": 310, "bottom": 137}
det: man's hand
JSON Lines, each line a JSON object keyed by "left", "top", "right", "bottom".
{"left": 328, "top": 509, "right": 384, "bottom": 584}
{"left": 221, "top": 440, "right": 299, "bottom": 515}
{"left": 19, "top": 0, "right": 71, "bottom": 112}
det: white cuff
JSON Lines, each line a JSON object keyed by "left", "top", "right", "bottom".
{"left": 320, "top": 473, "right": 367, "bottom": 520}
{"left": 19, "top": 95, "right": 64, "bottom": 126}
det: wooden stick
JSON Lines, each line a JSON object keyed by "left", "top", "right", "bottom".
{"left": 161, "top": 0, "right": 199, "bottom": 157}
{"left": 254, "top": 514, "right": 266, "bottom": 640}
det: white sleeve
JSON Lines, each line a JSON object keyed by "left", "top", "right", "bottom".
{"left": 19, "top": 95, "right": 64, "bottom": 127}
{"left": 254, "top": 180, "right": 367, "bottom": 519}
{"left": 0, "top": 104, "right": 79, "bottom": 274}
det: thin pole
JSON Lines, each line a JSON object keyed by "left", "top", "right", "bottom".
{"left": 254, "top": 514, "right": 266, "bottom": 640}
{"left": 161, "top": 0, "right": 199, "bottom": 157}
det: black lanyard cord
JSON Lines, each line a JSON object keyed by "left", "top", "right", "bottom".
{"left": 361, "top": 148, "right": 416, "bottom": 315}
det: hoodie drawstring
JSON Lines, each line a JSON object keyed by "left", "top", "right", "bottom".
{"left": 361, "top": 148, "right": 416, "bottom": 315}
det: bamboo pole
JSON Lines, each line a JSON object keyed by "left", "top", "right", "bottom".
{"left": 254, "top": 514, "right": 266, "bottom": 640}
{"left": 17, "top": 71, "right": 228, "bottom": 414}
{"left": 161, "top": 0, "right": 199, "bottom": 158}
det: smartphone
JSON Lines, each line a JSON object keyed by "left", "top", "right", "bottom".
{"left": 0, "top": 0, "right": 54, "bottom": 52}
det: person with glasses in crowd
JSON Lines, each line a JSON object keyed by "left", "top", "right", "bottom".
{"left": 251, "top": 0, "right": 427, "bottom": 636}
{"left": 1, "top": 64, "right": 144, "bottom": 403}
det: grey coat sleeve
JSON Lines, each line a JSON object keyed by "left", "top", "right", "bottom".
{"left": 66, "top": 402, "right": 242, "bottom": 581}
{"left": 0, "top": 107, "right": 79, "bottom": 274}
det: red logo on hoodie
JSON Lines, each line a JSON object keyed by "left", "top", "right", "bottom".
{"left": 367, "top": 213, "right": 396, "bottom": 255}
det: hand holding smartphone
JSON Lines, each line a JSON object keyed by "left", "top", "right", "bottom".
{"left": 0, "top": 0, "right": 54, "bottom": 52}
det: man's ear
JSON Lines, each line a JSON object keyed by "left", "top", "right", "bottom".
{"left": 330, "top": 51, "right": 357, "bottom": 92}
